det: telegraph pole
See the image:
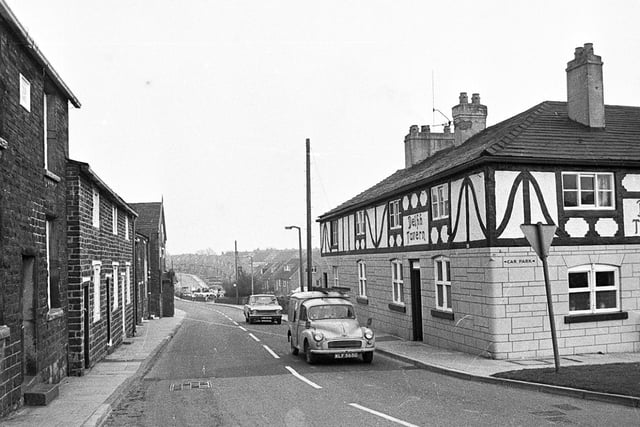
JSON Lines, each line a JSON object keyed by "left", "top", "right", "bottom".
{"left": 306, "top": 138, "right": 312, "bottom": 291}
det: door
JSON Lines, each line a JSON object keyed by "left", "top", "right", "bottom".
{"left": 21, "top": 256, "right": 37, "bottom": 378}
{"left": 106, "top": 277, "right": 112, "bottom": 346}
{"left": 410, "top": 260, "right": 423, "bottom": 341}
{"left": 83, "top": 283, "right": 91, "bottom": 368}
{"left": 121, "top": 274, "right": 126, "bottom": 336}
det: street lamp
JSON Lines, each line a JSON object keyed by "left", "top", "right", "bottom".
{"left": 285, "top": 225, "right": 305, "bottom": 292}
{"left": 233, "top": 283, "right": 238, "bottom": 305}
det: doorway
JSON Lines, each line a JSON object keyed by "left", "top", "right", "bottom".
{"left": 83, "top": 283, "right": 90, "bottom": 368}
{"left": 21, "top": 256, "right": 37, "bottom": 377}
{"left": 410, "top": 260, "right": 423, "bottom": 341}
{"left": 106, "top": 277, "right": 112, "bottom": 346}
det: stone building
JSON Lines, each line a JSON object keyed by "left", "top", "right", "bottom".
{"left": 66, "top": 160, "right": 137, "bottom": 375}
{"left": 318, "top": 43, "right": 640, "bottom": 359}
{"left": 0, "top": 2, "right": 80, "bottom": 415}
{"left": 130, "top": 201, "right": 169, "bottom": 317}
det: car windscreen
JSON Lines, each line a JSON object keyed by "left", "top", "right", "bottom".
{"left": 307, "top": 305, "right": 355, "bottom": 320}
{"left": 252, "top": 296, "right": 277, "bottom": 305}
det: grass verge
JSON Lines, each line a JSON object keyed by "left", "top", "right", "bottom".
{"left": 492, "top": 362, "right": 640, "bottom": 397}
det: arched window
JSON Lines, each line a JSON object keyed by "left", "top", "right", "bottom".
{"left": 568, "top": 264, "right": 619, "bottom": 314}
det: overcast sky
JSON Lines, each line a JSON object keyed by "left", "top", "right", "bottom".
{"left": 8, "top": 0, "right": 640, "bottom": 254}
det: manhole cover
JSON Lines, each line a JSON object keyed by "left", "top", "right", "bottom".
{"left": 170, "top": 380, "right": 212, "bottom": 391}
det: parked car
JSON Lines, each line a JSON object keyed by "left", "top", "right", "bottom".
{"left": 192, "top": 288, "right": 216, "bottom": 301}
{"left": 243, "top": 294, "right": 283, "bottom": 324}
{"left": 287, "top": 290, "right": 375, "bottom": 364}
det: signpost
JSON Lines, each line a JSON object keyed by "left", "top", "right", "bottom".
{"left": 520, "top": 222, "right": 560, "bottom": 372}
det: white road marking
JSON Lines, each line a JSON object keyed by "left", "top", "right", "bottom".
{"left": 232, "top": 321, "right": 239, "bottom": 326}
{"left": 248, "top": 333, "right": 260, "bottom": 342}
{"left": 238, "top": 326, "right": 247, "bottom": 332}
{"left": 285, "top": 366, "right": 322, "bottom": 389}
{"left": 348, "top": 403, "right": 419, "bottom": 427}
{"left": 263, "top": 345, "right": 280, "bottom": 359}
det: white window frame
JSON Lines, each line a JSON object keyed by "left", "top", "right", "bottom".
{"left": 93, "top": 261, "right": 102, "bottom": 322}
{"left": 112, "top": 262, "right": 119, "bottom": 310}
{"left": 356, "top": 210, "right": 365, "bottom": 236}
{"left": 434, "top": 256, "right": 452, "bottom": 311}
{"left": 431, "top": 184, "right": 449, "bottom": 220}
{"left": 112, "top": 205, "right": 118, "bottom": 235}
{"left": 20, "top": 73, "right": 30, "bottom": 111}
{"left": 391, "top": 259, "right": 404, "bottom": 303}
{"left": 357, "top": 261, "right": 367, "bottom": 297}
{"left": 389, "top": 200, "right": 401, "bottom": 229}
{"left": 92, "top": 189, "right": 100, "bottom": 228}
{"left": 125, "top": 216, "right": 130, "bottom": 241}
{"left": 125, "top": 263, "right": 131, "bottom": 305}
{"left": 332, "top": 266, "right": 339, "bottom": 287}
{"left": 568, "top": 264, "right": 619, "bottom": 314}
{"left": 43, "top": 94, "right": 48, "bottom": 170}
{"left": 330, "top": 220, "right": 338, "bottom": 247}
{"left": 561, "top": 172, "right": 615, "bottom": 210}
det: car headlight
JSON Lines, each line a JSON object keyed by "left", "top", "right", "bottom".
{"left": 250, "top": 310, "right": 256, "bottom": 315}
{"left": 313, "top": 332, "right": 324, "bottom": 342}
{"left": 363, "top": 329, "right": 374, "bottom": 340}
{"left": 276, "top": 309, "right": 282, "bottom": 315}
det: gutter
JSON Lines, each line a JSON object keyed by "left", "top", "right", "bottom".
{"left": 0, "top": 0, "right": 81, "bottom": 108}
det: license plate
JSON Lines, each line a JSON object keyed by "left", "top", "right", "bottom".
{"left": 334, "top": 353, "right": 358, "bottom": 359}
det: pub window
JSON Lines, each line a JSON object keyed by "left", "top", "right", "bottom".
{"left": 431, "top": 184, "right": 449, "bottom": 220}
{"left": 356, "top": 210, "right": 365, "bottom": 236}
{"left": 568, "top": 264, "right": 619, "bottom": 314}
{"left": 389, "top": 200, "right": 401, "bottom": 229}
{"left": 562, "top": 172, "right": 614, "bottom": 209}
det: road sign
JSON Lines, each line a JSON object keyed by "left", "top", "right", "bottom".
{"left": 520, "top": 223, "right": 557, "bottom": 258}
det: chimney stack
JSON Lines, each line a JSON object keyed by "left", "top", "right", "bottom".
{"left": 566, "top": 43, "right": 605, "bottom": 128}
{"left": 452, "top": 92, "right": 487, "bottom": 146}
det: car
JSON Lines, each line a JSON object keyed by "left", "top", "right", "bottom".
{"left": 243, "top": 294, "right": 283, "bottom": 324}
{"left": 287, "top": 290, "right": 375, "bottom": 364}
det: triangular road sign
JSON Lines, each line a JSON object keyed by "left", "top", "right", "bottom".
{"left": 520, "top": 223, "right": 557, "bottom": 258}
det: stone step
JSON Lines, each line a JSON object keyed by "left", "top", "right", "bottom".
{"left": 23, "top": 383, "right": 59, "bottom": 406}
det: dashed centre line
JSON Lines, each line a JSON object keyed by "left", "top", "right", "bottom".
{"left": 285, "top": 366, "right": 322, "bottom": 389}
{"left": 263, "top": 345, "right": 280, "bottom": 359}
{"left": 348, "top": 403, "right": 418, "bottom": 427}
{"left": 238, "top": 326, "right": 247, "bottom": 332}
{"left": 248, "top": 333, "right": 260, "bottom": 342}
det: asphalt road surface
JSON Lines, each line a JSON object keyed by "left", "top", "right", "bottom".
{"left": 104, "top": 299, "right": 640, "bottom": 426}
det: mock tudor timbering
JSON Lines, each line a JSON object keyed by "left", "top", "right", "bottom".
{"left": 319, "top": 43, "right": 640, "bottom": 360}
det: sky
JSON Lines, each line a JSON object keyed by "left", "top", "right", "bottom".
{"left": 7, "top": 0, "right": 640, "bottom": 254}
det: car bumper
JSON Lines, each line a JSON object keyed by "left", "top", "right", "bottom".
{"left": 248, "top": 315, "right": 282, "bottom": 322}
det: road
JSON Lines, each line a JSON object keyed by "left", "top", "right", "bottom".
{"left": 105, "top": 299, "right": 640, "bottom": 426}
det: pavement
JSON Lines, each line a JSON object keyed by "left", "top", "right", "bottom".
{"left": 3, "top": 302, "right": 640, "bottom": 426}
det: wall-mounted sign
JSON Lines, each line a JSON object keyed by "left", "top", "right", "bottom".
{"left": 623, "top": 199, "right": 640, "bottom": 237}
{"left": 502, "top": 256, "right": 539, "bottom": 267}
{"left": 403, "top": 211, "right": 428, "bottom": 246}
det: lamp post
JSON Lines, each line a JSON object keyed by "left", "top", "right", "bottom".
{"left": 285, "top": 225, "right": 305, "bottom": 292}
{"left": 233, "top": 283, "right": 238, "bottom": 305}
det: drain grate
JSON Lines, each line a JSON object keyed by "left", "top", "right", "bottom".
{"left": 170, "top": 380, "right": 212, "bottom": 391}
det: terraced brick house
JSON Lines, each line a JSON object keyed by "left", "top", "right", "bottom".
{"left": 66, "top": 160, "right": 138, "bottom": 375}
{"left": 318, "top": 44, "right": 640, "bottom": 359}
{"left": 130, "top": 201, "right": 170, "bottom": 317}
{"left": 0, "top": 1, "right": 80, "bottom": 415}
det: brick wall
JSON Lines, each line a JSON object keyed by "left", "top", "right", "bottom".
{"left": 0, "top": 18, "right": 70, "bottom": 416}
{"left": 66, "top": 164, "right": 136, "bottom": 375}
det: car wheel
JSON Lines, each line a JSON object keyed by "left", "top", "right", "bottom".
{"left": 362, "top": 352, "right": 373, "bottom": 364}
{"left": 290, "top": 338, "right": 299, "bottom": 355}
{"left": 304, "top": 341, "right": 316, "bottom": 365}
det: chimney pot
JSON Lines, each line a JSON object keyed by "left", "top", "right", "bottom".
{"left": 566, "top": 42, "right": 605, "bottom": 128}
{"left": 421, "top": 125, "right": 430, "bottom": 133}
{"left": 459, "top": 92, "right": 468, "bottom": 104}
{"left": 409, "top": 125, "right": 419, "bottom": 135}
{"left": 472, "top": 93, "right": 481, "bottom": 104}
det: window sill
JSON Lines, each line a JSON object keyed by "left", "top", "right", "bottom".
{"left": 47, "top": 307, "right": 65, "bottom": 321}
{"left": 44, "top": 169, "right": 61, "bottom": 183}
{"left": 564, "top": 311, "right": 628, "bottom": 324}
{"left": 388, "top": 302, "right": 406, "bottom": 313}
{"left": 0, "top": 325, "right": 10, "bottom": 340}
{"left": 356, "top": 296, "right": 369, "bottom": 305}
{"left": 431, "top": 309, "right": 454, "bottom": 321}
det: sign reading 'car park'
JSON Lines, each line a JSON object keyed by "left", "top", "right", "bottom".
{"left": 502, "top": 256, "right": 539, "bottom": 267}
